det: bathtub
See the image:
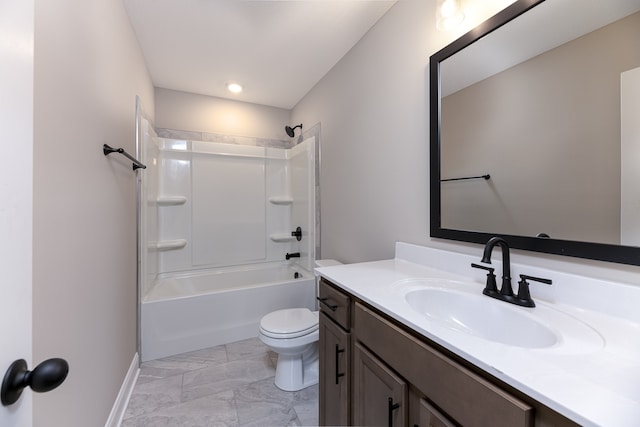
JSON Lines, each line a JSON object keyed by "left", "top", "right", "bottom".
{"left": 141, "top": 261, "right": 316, "bottom": 361}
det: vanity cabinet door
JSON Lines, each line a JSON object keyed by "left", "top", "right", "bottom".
{"left": 353, "top": 342, "right": 407, "bottom": 427}
{"left": 319, "top": 312, "right": 350, "bottom": 426}
{"left": 418, "top": 398, "right": 456, "bottom": 427}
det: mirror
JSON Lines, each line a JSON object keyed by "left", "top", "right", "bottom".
{"left": 430, "top": 0, "right": 640, "bottom": 265}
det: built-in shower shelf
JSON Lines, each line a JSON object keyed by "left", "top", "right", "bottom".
{"left": 155, "top": 239, "right": 187, "bottom": 251}
{"left": 157, "top": 196, "right": 187, "bottom": 206}
{"left": 269, "top": 233, "right": 296, "bottom": 242}
{"left": 268, "top": 196, "right": 293, "bottom": 205}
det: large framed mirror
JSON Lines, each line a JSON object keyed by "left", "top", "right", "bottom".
{"left": 430, "top": 0, "right": 640, "bottom": 265}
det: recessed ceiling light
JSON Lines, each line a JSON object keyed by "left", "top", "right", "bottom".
{"left": 227, "top": 82, "right": 243, "bottom": 93}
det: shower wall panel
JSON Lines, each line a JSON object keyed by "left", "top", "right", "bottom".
{"left": 158, "top": 146, "right": 192, "bottom": 272}
{"left": 138, "top": 106, "right": 159, "bottom": 298}
{"left": 265, "top": 155, "right": 291, "bottom": 258}
{"left": 290, "top": 138, "right": 316, "bottom": 272}
{"left": 191, "top": 154, "right": 266, "bottom": 266}
{"left": 155, "top": 139, "right": 308, "bottom": 275}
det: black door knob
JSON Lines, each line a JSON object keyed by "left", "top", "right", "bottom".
{"left": 1, "top": 358, "right": 69, "bottom": 406}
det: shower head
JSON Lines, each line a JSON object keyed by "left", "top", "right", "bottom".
{"left": 285, "top": 124, "right": 303, "bottom": 138}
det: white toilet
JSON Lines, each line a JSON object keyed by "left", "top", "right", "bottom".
{"left": 258, "top": 259, "right": 342, "bottom": 391}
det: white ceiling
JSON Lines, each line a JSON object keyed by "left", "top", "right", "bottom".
{"left": 124, "top": 0, "right": 397, "bottom": 110}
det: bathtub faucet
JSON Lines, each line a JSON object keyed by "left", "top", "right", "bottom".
{"left": 285, "top": 252, "right": 300, "bottom": 260}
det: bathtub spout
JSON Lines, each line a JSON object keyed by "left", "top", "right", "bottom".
{"left": 285, "top": 252, "right": 300, "bottom": 260}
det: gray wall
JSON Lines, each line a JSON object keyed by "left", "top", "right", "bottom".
{"left": 291, "top": 1, "right": 640, "bottom": 284}
{"left": 292, "top": 0, "right": 435, "bottom": 263}
{"left": 155, "top": 87, "right": 291, "bottom": 140}
{"left": 291, "top": 0, "right": 498, "bottom": 263}
{"left": 33, "top": 0, "right": 154, "bottom": 424}
{"left": 441, "top": 12, "right": 640, "bottom": 244}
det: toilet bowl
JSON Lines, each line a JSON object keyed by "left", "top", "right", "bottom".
{"left": 258, "top": 259, "right": 342, "bottom": 391}
{"left": 259, "top": 308, "right": 319, "bottom": 391}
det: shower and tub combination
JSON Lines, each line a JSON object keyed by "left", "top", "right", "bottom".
{"left": 137, "top": 116, "right": 318, "bottom": 362}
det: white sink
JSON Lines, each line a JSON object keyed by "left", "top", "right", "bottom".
{"left": 395, "top": 278, "right": 605, "bottom": 352}
{"left": 405, "top": 288, "right": 557, "bottom": 348}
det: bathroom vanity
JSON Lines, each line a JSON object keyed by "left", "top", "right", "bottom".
{"left": 316, "top": 243, "right": 640, "bottom": 427}
{"left": 319, "top": 278, "right": 574, "bottom": 426}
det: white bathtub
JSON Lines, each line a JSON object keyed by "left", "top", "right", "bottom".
{"left": 141, "top": 262, "right": 316, "bottom": 361}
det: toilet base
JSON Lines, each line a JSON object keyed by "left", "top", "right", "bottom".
{"left": 273, "top": 342, "right": 319, "bottom": 392}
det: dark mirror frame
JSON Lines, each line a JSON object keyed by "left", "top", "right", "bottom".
{"left": 429, "top": 0, "right": 640, "bottom": 266}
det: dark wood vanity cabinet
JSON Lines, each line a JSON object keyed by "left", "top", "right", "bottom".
{"left": 318, "top": 278, "right": 579, "bottom": 427}
{"left": 353, "top": 341, "right": 407, "bottom": 426}
{"left": 318, "top": 278, "right": 351, "bottom": 426}
{"left": 355, "top": 302, "right": 532, "bottom": 427}
{"left": 319, "top": 312, "right": 350, "bottom": 425}
{"left": 418, "top": 398, "right": 456, "bottom": 427}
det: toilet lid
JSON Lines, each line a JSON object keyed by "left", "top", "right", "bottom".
{"left": 260, "top": 308, "right": 319, "bottom": 339}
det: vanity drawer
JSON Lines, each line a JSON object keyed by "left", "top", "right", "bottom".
{"left": 318, "top": 278, "right": 351, "bottom": 330}
{"left": 354, "top": 302, "right": 533, "bottom": 427}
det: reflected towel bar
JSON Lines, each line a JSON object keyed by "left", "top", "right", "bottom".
{"left": 441, "top": 174, "right": 490, "bottom": 182}
{"left": 103, "top": 144, "right": 146, "bottom": 170}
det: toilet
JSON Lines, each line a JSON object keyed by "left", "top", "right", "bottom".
{"left": 258, "top": 259, "right": 342, "bottom": 391}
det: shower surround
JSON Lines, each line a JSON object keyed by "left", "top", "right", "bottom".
{"left": 138, "top": 127, "right": 317, "bottom": 361}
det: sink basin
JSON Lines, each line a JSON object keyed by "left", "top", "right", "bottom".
{"left": 405, "top": 288, "right": 558, "bottom": 348}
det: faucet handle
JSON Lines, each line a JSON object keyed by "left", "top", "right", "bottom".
{"left": 471, "top": 263, "right": 498, "bottom": 294}
{"left": 516, "top": 274, "right": 552, "bottom": 307}
{"left": 519, "top": 274, "right": 552, "bottom": 285}
{"left": 471, "top": 262, "right": 494, "bottom": 273}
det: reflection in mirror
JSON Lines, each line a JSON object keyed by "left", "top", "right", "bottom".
{"left": 430, "top": 0, "right": 640, "bottom": 265}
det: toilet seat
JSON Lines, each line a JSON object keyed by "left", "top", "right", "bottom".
{"left": 259, "top": 308, "right": 319, "bottom": 339}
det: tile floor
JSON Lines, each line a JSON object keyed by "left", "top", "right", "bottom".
{"left": 122, "top": 337, "right": 319, "bottom": 426}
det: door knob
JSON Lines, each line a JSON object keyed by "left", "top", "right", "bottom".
{"left": 1, "top": 358, "right": 69, "bottom": 406}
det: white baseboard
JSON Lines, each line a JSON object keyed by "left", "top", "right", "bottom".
{"left": 104, "top": 352, "right": 140, "bottom": 427}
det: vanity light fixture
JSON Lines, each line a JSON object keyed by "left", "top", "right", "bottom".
{"left": 226, "top": 82, "right": 243, "bottom": 94}
{"left": 436, "top": 0, "right": 465, "bottom": 31}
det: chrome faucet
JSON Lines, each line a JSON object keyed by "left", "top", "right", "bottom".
{"left": 472, "top": 237, "right": 552, "bottom": 307}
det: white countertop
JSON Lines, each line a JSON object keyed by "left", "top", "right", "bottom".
{"left": 315, "top": 243, "right": 640, "bottom": 427}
